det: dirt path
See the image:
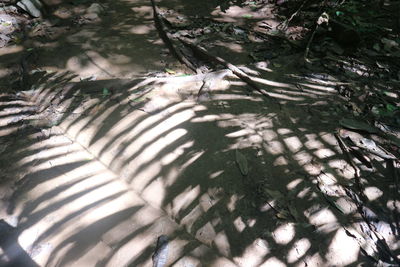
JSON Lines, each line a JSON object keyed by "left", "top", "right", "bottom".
{"left": 0, "top": 1, "right": 398, "bottom": 266}
{"left": 2, "top": 0, "right": 182, "bottom": 80}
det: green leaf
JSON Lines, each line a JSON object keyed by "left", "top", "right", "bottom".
{"left": 339, "top": 118, "right": 379, "bottom": 133}
{"left": 378, "top": 108, "right": 390, "bottom": 116}
{"left": 386, "top": 104, "right": 397, "bottom": 112}
{"left": 102, "top": 88, "right": 110, "bottom": 97}
{"left": 335, "top": 11, "right": 344, "bottom": 16}
{"left": 235, "top": 150, "right": 248, "bottom": 176}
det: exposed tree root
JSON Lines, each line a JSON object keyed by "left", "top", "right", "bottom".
{"left": 149, "top": 0, "right": 198, "bottom": 72}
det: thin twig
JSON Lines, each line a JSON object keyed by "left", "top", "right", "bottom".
{"left": 304, "top": 24, "right": 319, "bottom": 63}
{"left": 334, "top": 133, "right": 362, "bottom": 188}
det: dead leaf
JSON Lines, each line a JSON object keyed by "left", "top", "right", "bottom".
{"left": 235, "top": 150, "right": 248, "bottom": 176}
{"left": 276, "top": 210, "right": 291, "bottom": 220}
{"left": 165, "top": 68, "right": 176, "bottom": 74}
{"left": 355, "top": 138, "right": 396, "bottom": 160}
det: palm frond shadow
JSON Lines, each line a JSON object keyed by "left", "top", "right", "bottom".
{"left": 2, "top": 61, "right": 396, "bottom": 266}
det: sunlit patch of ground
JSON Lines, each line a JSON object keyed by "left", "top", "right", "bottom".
{"left": 0, "top": 0, "right": 398, "bottom": 266}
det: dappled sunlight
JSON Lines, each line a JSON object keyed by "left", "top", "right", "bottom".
{"left": 0, "top": 1, "right": 178, "bottom": 80}
{"left": 130, "top": 5, "right": 153, "bottom": 19}
{"left": 261, "top": 256, "right": 287, "bottom": 267}
{"left": 168, "top": 185, "right": 201, "bottom": 220}
{"left": 1, "top": 40, "right": 398, "bottom": 266}
{"left": 273, "top": 223, "right": 295, "bottom": 245}
{"left": 214, "top": 41, "right": 244, "bottom": 53}
{"left": 129, "top": 24, "right": 153, "bottom": 34}
{"left": 326, "top": 228, "right": 360, "bottom": 265}
{"left": 0, "top": 1, "right": 397, "bottom": 266}
{"left": 0, "top": 45, "right": 24, "bottom": 57}
{"left": 161, "top": 140, "right": 194, "bottom": 166}
{"left": 211, "top": 5, "right": 268, "bottom": 24}
{"left": 287, "top": 238, "right": 311, "bottom": 264}
{"left": 66, "top": 51, "right": 117, "bottom": 78}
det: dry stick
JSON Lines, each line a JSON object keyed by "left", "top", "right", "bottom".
{"left": 334, "top": 133, "right": 360, "bottom": 177}
{"left": 304, "top": 24, "right": 319, "bottom": 63}
{"left": 277, "top": 0, "right": 310, "bottom": 30}
{"left": 336, "top": 134, "right": 400, "bottom": 263}
{"left": 177, "top": 37, "right": 273, "bottom": 99}
{"left": 334, "top": 133, "right": 363, "bottom": 191}
{"left": 149, "top": 0, "right": 197, "bottom": 72}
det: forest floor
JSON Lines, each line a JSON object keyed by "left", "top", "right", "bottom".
{"left": 0, "top": 0, "right": 399, "bottom": 266}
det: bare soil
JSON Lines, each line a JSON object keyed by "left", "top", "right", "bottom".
{"left": 0, "top": 0, "right": 399, "bottom": 266}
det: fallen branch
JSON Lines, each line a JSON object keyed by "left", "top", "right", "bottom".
{"left": 335, "top": 133, "right": 400, "bottom": 264}
{"left": 304, "top": 24, "right": 318, "bottom": 63}
{"left": 388, "top": 160, "right": 400, "bottom": 237}
{"left": 334, "top": 132, "right": 364, "bottom": 192}
{"left": 177, "top": 37, "right": 273, "bottom": 99}
{"left": 149, "top": 0, "right": 197, "bottom": 72}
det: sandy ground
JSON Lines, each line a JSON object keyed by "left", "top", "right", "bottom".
{"left": 0, "top": 0, "right": 398, "bottom": 266}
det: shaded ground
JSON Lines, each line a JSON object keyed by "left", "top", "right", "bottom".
{"left": 0, "top": 0, "right": 399, "bottom": 266}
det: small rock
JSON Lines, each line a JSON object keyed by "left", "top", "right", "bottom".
{"left": 17, "top": 0, "right": 43, "bottom": 18}
{"left": 83, "top": 13, "right": 99, "bottom": 20}
{"left": 87, "top": 3, "right": 104, "bottom": 15}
